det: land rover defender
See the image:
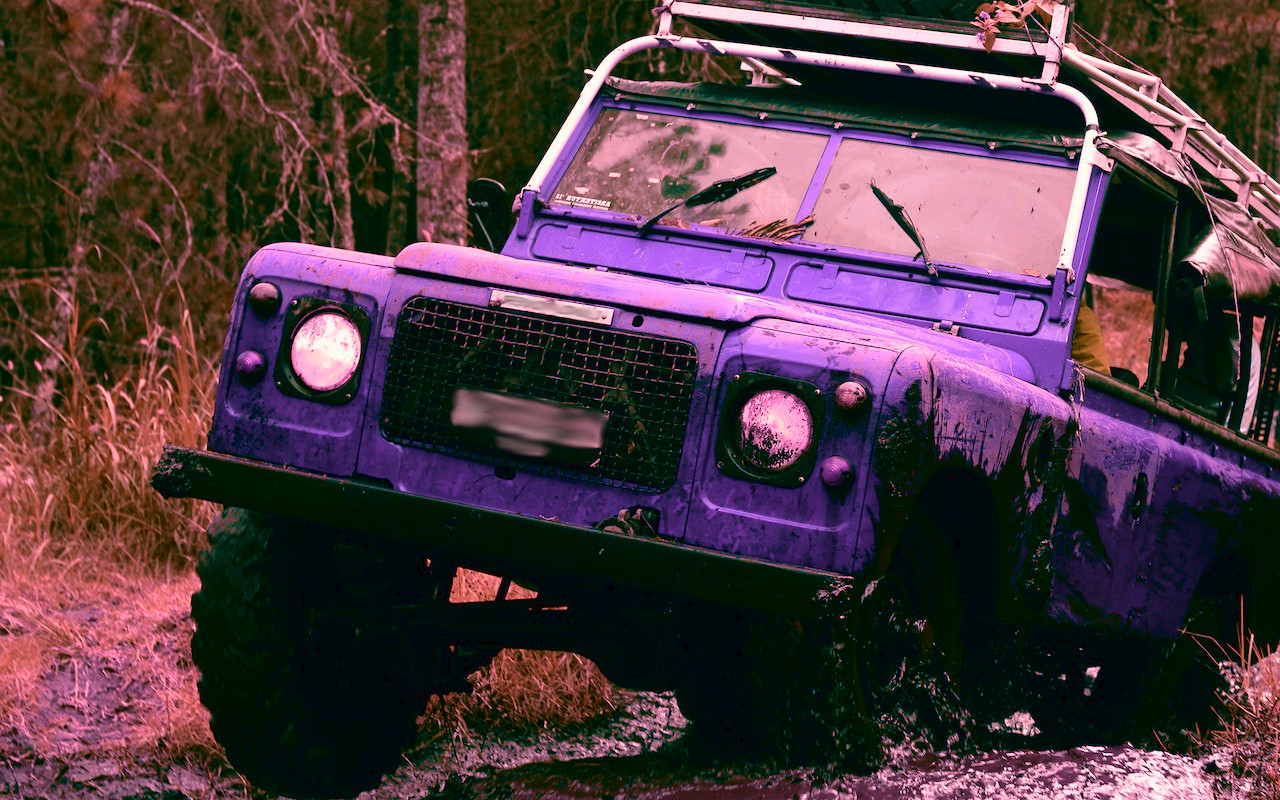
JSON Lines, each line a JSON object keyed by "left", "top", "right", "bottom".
{"left": 153, "top": 2, "right": 1280, "bottom": 797}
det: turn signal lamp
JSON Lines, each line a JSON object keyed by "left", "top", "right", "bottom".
{"left": 834, "top": 380, "right": 870, "bottom": 413}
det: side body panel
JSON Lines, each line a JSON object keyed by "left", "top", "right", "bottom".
{"left": 872, "top": 352, "right": 1280, "bottom": 638}
{"left": 1061, "top": 382, "right": 1280, "bottom": 639}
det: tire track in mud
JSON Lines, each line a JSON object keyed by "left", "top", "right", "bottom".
{"left": 374, "top": 694, "right": 1219, "bottom": 800}
{"left": 0, "top": 582, "right": 1234, "bottom": 800}
{"left": 0, "top": 690, "right": 1227, "bottom": 800}
{"left": 434, "top": 746, "right": 1217, "bottom": 800}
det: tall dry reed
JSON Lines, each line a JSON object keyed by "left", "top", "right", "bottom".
{"left": 1199, "top": 631, "right": 1280, "bottom": 799}
{"left": 0, "top": 292, "right": 216, "bottom": 579}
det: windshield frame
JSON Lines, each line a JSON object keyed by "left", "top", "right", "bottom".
{"left": 543, "top": 96, "right": 1083, "bottom": 280}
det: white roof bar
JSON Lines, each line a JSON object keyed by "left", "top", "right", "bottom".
{"left": 740, "top": 56, "right": 803, "bottom": 86}
{"left": 661, "top": 0, "right": 1049, "bottom": 59}
{"left": 1059, "top": 45, "right": 1280, "bottom": 230}
{"left": 1039, "top": 2, "right": 1071, "bottom": 83}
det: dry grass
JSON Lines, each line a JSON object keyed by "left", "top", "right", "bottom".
{"left": 0, "top": 295, "right": 216, "bottom": 577}
{"left": 1094, "top": 285, "right": 1156, "bottom": 385}
{"left": 0, "top": 571, "right": 215, "bottom": 760}
{"left": 0, "top": 292, "right": 616, "bottom": 768}
{"left": 439, "top": 571, "right": 620, "bottom": 733}
{"left": 1198, "top": 632, "right": 1280, "bottom": 799}
{"left": 0, "top": 291, "right": 221, "bottom": 761}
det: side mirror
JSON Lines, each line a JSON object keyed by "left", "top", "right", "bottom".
{"left": 467, "top": 178, "right": 512, "bottom": 252}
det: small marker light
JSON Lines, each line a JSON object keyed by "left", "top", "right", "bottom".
{"left": 234, "top": 350, "right": 267, "bottom": 384}
{"left": 820, "top": 455, "right": 853, "bottom": 488}
{"left": 248, "top": 281, "right": 282, "bottom": 316}
{"left": 834, "top": 380, "right": 869, "bottom": 412}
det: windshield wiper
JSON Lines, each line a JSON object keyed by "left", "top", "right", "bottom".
{"left": 638, "top": 166, "right": 777, "bottom": 236}
{"left": 870, "top": 181, "right": 937, "bottom": 279}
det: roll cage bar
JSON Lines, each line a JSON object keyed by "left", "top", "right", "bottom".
{"left": 652, "top": 0, "right": 1280, "bottom": 230}
{"left": 522, "top": 32, "right": 1103, "bottom": 279}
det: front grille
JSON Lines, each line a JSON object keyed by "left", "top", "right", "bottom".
{"left": 380, "top": 297, "right": 699, "bottom": 491}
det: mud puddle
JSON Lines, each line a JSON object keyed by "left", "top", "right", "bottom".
{"left": 0, "top": 577, "right": 1248, "bottom": 800}
{"left": 0, "top": 687, "right": 1230, "bottom": 799}
{"left": 375, "top": 693, "right": 1221, "bottom": 800}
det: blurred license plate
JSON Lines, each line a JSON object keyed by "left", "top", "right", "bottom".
{"left": 450, "top": 388, "right": 607, "bottom": 461}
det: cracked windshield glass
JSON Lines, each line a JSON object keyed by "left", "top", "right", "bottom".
{"left": 806, "top": 137, "right": 1078, "bottom": 276}
{"left": 552, "top": 108, "right": 826, "bottom": 231}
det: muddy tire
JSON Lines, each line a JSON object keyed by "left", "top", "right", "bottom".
{"left": 671, "top": 629, "right": 776, "bottom": 751}
{"left": 191, "top": 508, "right": 431, "bottom": 800}
{"left": 674, "top": 613, "right": 880, "bottom": 774}
{"left": 1079, "top": 557, "right": 1247, "bottom": 748}
{"left": 856, "top": 512, "right": 972, "bottom": 749}
{"left": 1123, "top": 581, "right": 1243, "bottom": 745}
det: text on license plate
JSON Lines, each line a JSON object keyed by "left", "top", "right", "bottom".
{"left": 450, "top": 388, "right": 608, "bottom": 460}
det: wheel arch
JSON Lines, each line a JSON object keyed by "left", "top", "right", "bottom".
{"left": 913, "top": 463, "right": 1001, "bottom": 628}
{"left": 873, "top": 462, "right": 1002, "bottom": 646}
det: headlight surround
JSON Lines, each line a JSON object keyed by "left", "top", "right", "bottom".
{"left": 273, "top": 296, "right": 370, "bottom": 404}
{"left": 717, "top": 372, "right": 824, "bottom": 487}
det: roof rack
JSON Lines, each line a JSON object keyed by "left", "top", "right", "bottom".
{"left": 1060, "top": 44, "right": 1280, "bottom": 230}
{"left": 658, "top": 0, "right": 1280, "bottom": 231}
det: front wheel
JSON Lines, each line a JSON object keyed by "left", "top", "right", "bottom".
{"left": 673, "top": 610, "right": 881, "bottom": 773}
{"left": 191, "top": 508, "right": 441, "bottom": 799}
{"left": 856, "top": 514, "right": 973, "bottom": 750}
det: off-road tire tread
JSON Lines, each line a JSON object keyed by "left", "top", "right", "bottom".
{"left": 191, "top": 508, "right": 423, "bottom": 799}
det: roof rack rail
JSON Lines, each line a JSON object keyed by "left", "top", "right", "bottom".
{"left": 1059, "top": 44, "right": 1280, "bottom": 230}
{"left": 657, "top": 0, "right": 1071, "bottom": 79}
{"left": 657, "top": 0, "right": 1280, "bottom": 231}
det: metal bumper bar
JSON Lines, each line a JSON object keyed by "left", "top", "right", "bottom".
{"left": 152, "top": 446, "right": 838, "bottom": 619}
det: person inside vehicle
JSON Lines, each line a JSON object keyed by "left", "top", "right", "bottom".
{"left": 1174, "top": 306, "right": 1239, "bottom": 421}
{"left": 1072, "top": 301, "right": 1112, "bottom": 376}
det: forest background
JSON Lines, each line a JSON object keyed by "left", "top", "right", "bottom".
{"left": 1, "top": 0, "right": 1279, "bottom": 778}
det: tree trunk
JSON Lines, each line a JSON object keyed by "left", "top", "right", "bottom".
{"left": 416, "top": 0, "right": 467, "bottom": 245}
{"left": 332, "top": 93, "right": 356, "bottom": 251}
{"left": 384, "top": 0, "right": 413, "bottom": 254}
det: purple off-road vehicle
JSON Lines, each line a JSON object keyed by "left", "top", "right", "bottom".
{"left": 154, "top": 2, "right": 1280, "bottom": 797}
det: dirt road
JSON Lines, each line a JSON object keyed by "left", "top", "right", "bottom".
{"left": 2, "top": 675, "right": 1228, "bottom": 799}
{"left": 0, "top": 576, "right": 1239, "bottom": 800}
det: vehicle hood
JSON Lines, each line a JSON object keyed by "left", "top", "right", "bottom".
{"left": 394, "top": 242, "right": 1037, "bottom": 382}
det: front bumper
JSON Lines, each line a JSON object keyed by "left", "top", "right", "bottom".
{"left": 153, "top": 446, "right": 839, "bottom": 619}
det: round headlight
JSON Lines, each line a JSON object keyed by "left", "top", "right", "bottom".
{"left": 290, "top": 311, "right": 362, "bottom": 392}
{"left": 738, "top": 389, "right": 814, "bottom": 471}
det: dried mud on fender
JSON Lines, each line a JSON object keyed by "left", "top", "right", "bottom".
{"left": 863, "top": 373, "right": 1103, "bottom": 748}
{"left": 870, "top": 380, "right": 931, "bottom": 535}
{"left": 816, "top": 580, "right": 976, "bottom": 755}
{"left": 989, "top": 410, "right": 1079, "bottom": 612}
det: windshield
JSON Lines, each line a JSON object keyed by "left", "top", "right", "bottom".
{"left": 551, "top": 108, "right": 826, "bottom": 231}
{"left": 551, "top": 107, "right": 1079, "bottom": 277}
{"left": 806, "top": 137, "right": 1077, "bottom": 276}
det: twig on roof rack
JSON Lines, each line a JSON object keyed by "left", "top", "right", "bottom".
{"left": 971, "top": 0, "right": 1060, "bottom": 53}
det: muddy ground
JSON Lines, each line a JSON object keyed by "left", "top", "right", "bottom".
{"left": 0, "top": 577, "right": 1257, "bottom": 800}
{"left": 0, "top": 694, "right": 1235, "bottom": 800}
